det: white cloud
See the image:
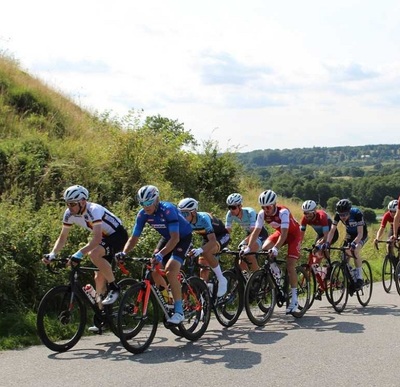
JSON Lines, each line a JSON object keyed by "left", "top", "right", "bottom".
{"left": 1, "top": 0, "right": 400, "bottom": 150}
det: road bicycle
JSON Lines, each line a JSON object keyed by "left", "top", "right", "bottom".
{"left": 117, "top": 257, "right": 211, "bottom": 354}
{"left": 327, "top": 246, "right": 373, "bottom": 313}
{"left": 244, "top": 251, "right": 310, "bottom": 327}
{"left": 301, "top": 246, "right": 336, "bottom": 308}
{"left": 36, "top": 257, "right": 136, "bottom": 352}
{"left": 374, "top": 239, "right": 399, "bottom": 293}
{"left": 187, "top": 248, "right": 250, "bottom": 327}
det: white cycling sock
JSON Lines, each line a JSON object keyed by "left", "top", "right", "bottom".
{"left": 212, "top": 265, "right": 225, "bottom": 282}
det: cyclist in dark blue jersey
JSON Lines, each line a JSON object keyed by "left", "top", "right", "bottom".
{"left": 325, "top": 199, "right": 368, "bottom": 290}
{"left": 178, "top": 197, "right": 229, "bottom": 297}
{"left": 116, "top": 185, "right": 192, "bottom": 325}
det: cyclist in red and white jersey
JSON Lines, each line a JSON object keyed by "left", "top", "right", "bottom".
{"left": 243, "top": 190, "right": 302, "bottom": 314}
{"left": 374, "top": 200, "right": 399, "bottom": 256}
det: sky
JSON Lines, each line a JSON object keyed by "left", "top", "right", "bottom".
{"left": 1, "top": 0, "right": 400, "bottom": 151}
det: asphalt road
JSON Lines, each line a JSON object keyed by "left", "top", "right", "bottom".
{"left": 1, "top": 282, "right": 400, "bottom": 387}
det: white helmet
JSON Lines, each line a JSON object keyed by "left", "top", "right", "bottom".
{"left": 178, "top": 197, "right": 198, "bottom": 211}
{"left": 388, "top": 200, "right": 398, "bottom": 212}
{"left": 302, "top": 200, "right": 317, "bottom": 212}
{"left": 226, "top": 193, "right": 243, "bottom": 206}
{"left": 258, "top": 190, "right": 277, "bottom": 206}
{"left": 63, "top": 185, "right": 89, "bottom": 202}
{"left": 137, "top": 185, "right": 159, "bottom": 203}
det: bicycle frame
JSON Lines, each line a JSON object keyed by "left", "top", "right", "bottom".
{"left": 36, "top": 257, "right": 135, "bottom": 352}
{"left": 243, "top": 250, "right": 310, "bottom": 327}
{"left": 117, "top": 257, "right": 210, "bottom": 354}
{"left": 327, "top": 245, "right": 373, "bottom": 313}
{"left": 134, "top": 259, "right": 185, "bottom": 321}
{"left": 302, "top": 246, "right": 334, "bottom": 308}
{"left": 50, "top": 259, "right": 112, "bottom": 326}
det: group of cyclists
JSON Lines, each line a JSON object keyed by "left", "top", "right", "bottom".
{"left": 42, "top": 183, "right": 400, "bottom": 331}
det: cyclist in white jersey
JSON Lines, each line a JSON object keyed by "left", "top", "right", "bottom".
{"left": 225, "top": 193, "right": 268, "bottom": 273}
{"left": 42, "top": 185, "right": 128, "bottom": 309}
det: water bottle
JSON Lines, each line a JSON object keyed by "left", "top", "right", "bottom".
{"left": 315, "top": 265, "right": 326, "bottom": 281}
{"left": 83, "top": 284, "right": 96, "bottom": 304}
{"left": 270, "top": 262, "right": 281, "bottom": 282}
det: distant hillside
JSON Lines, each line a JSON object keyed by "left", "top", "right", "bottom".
{"left": 236, "top": 144, "right": 400, "bottom": 169}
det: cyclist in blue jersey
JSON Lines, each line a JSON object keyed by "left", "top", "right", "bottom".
{"left": 177, "top": 198, "right": 229, "bottom": 297}
{"left": 225, "top": 193, "right": 268, "bottom": 273}
{"left": 116, "top": 185, "right": 192, "bottom": 325}
{"left": 325, "top": 199, "right": 368, "bottom": 289}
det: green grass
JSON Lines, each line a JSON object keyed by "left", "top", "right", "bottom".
{"left": 0, "top": 310, "right": 41, "bottom": 350}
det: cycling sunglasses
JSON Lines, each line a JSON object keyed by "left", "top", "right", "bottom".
{"left": 140, "top": 199, "right": 155, "bottom": 207}
{"left": 66, "top": 201, "right": 79, "bottom": 208}
{"left": 228, "top": 205, "right": 238, "bottom": 210}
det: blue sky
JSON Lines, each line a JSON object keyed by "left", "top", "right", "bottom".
{"left": 1, "top": 0, "right": 400, "bottom": 151}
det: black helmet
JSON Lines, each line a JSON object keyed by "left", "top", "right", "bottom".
{"left": 336, "top": 199, "right": 352, "bottom": 213}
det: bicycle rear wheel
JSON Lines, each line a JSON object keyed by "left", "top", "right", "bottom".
{"left": 329, "top": 264, "right": 348, "bottom": 313}
{"left": 179, "top": 276, "right": 211, "bottom": 341}
{"left": 382, "top": 255, "right": 393, "bottom": 293}
{"left": 291, "top": 265, "right": 310, "bottom": 318}
{"left": 357, "top": 260, "right": 373, "bottom": 306}
{"left": 36, "top": 285, "right": 86, "bottom": 352}
{"left": 117, "top": 282, "right": 159, "bottom": 354}
{"left": 244, "top": 269, "right": 276, "bottom": 327}
{"left": 105, "top": 278, "right": 137, "bottom": 336}
{"left": 214, "top": 270, "right": 244, "bottom": 327}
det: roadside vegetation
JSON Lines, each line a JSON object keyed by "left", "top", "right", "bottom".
{"left": 0, "top": 54, "right": 393, "bottom": 350}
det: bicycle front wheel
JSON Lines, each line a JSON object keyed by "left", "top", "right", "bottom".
{"left": 303, "top": 264, "right": 316, "bottom": 310}
{"left": 179, "top": 276, "right": 211, "bottom": 341}
{"left": 36, "top": 285, "right": 86, "bottom": 352}
{"left": 214, "top": 270, "right": 244, "bottom": 327}
{"left": 357, "top": 260, "right": 373, "bottom": 306}
{"left": 325, "top": 261, "right": 338, "bottom": 305}
{"left": 105, "top": 278, "right": 137, "bottom": 337}
{"left": 117, "top": 282, "right": 159, "bottom": 354}
{"left": 329, "top": 264, "right": 348, "bottom": 313}
{"left": 382, "top": 255, "right": 393, "bottom": 293}
{"left": 244, "top": 269, "right": 276, "bottom": 327}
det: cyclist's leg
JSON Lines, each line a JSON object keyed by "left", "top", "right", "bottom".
{"left": 89, "top": 245, "right": 114, "bottom": 291}
{"left": 95, "top": 225, "right": 129, "bottom": 287}
{"left": 353, "top": 238, "right": 368, "bottom": 287}
{"left": 286, "top": 235, "right": 301, "bottom": 312}
{"left": 166, "top": 234, "right": 192, "bottom": 323}
{"left": 244, "top": 237, "right": 262, "bottom": 272}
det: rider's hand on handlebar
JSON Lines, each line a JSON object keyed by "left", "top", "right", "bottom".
{"left": 239, "top": 246, "right": 251, "bottom": 257}
{"left": 42, "top": 252, "right": 56, "bottom": 264}
{"left": 189, "top": 248, "right": 203, "bottom": 258}
{"left": 115, "top": 251, "right": 127, "bottom": 263}
{"left": 350, "top": 242, "right": 357, "bottom": 251}
{"left": 268, "top": 246, "right": 279, "bottom": 257}
{"left": 152, "top": 252, "right": 164, "bottom": 265}
{"left": 69, "top": 251, "right": 83, "bottom": 265}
